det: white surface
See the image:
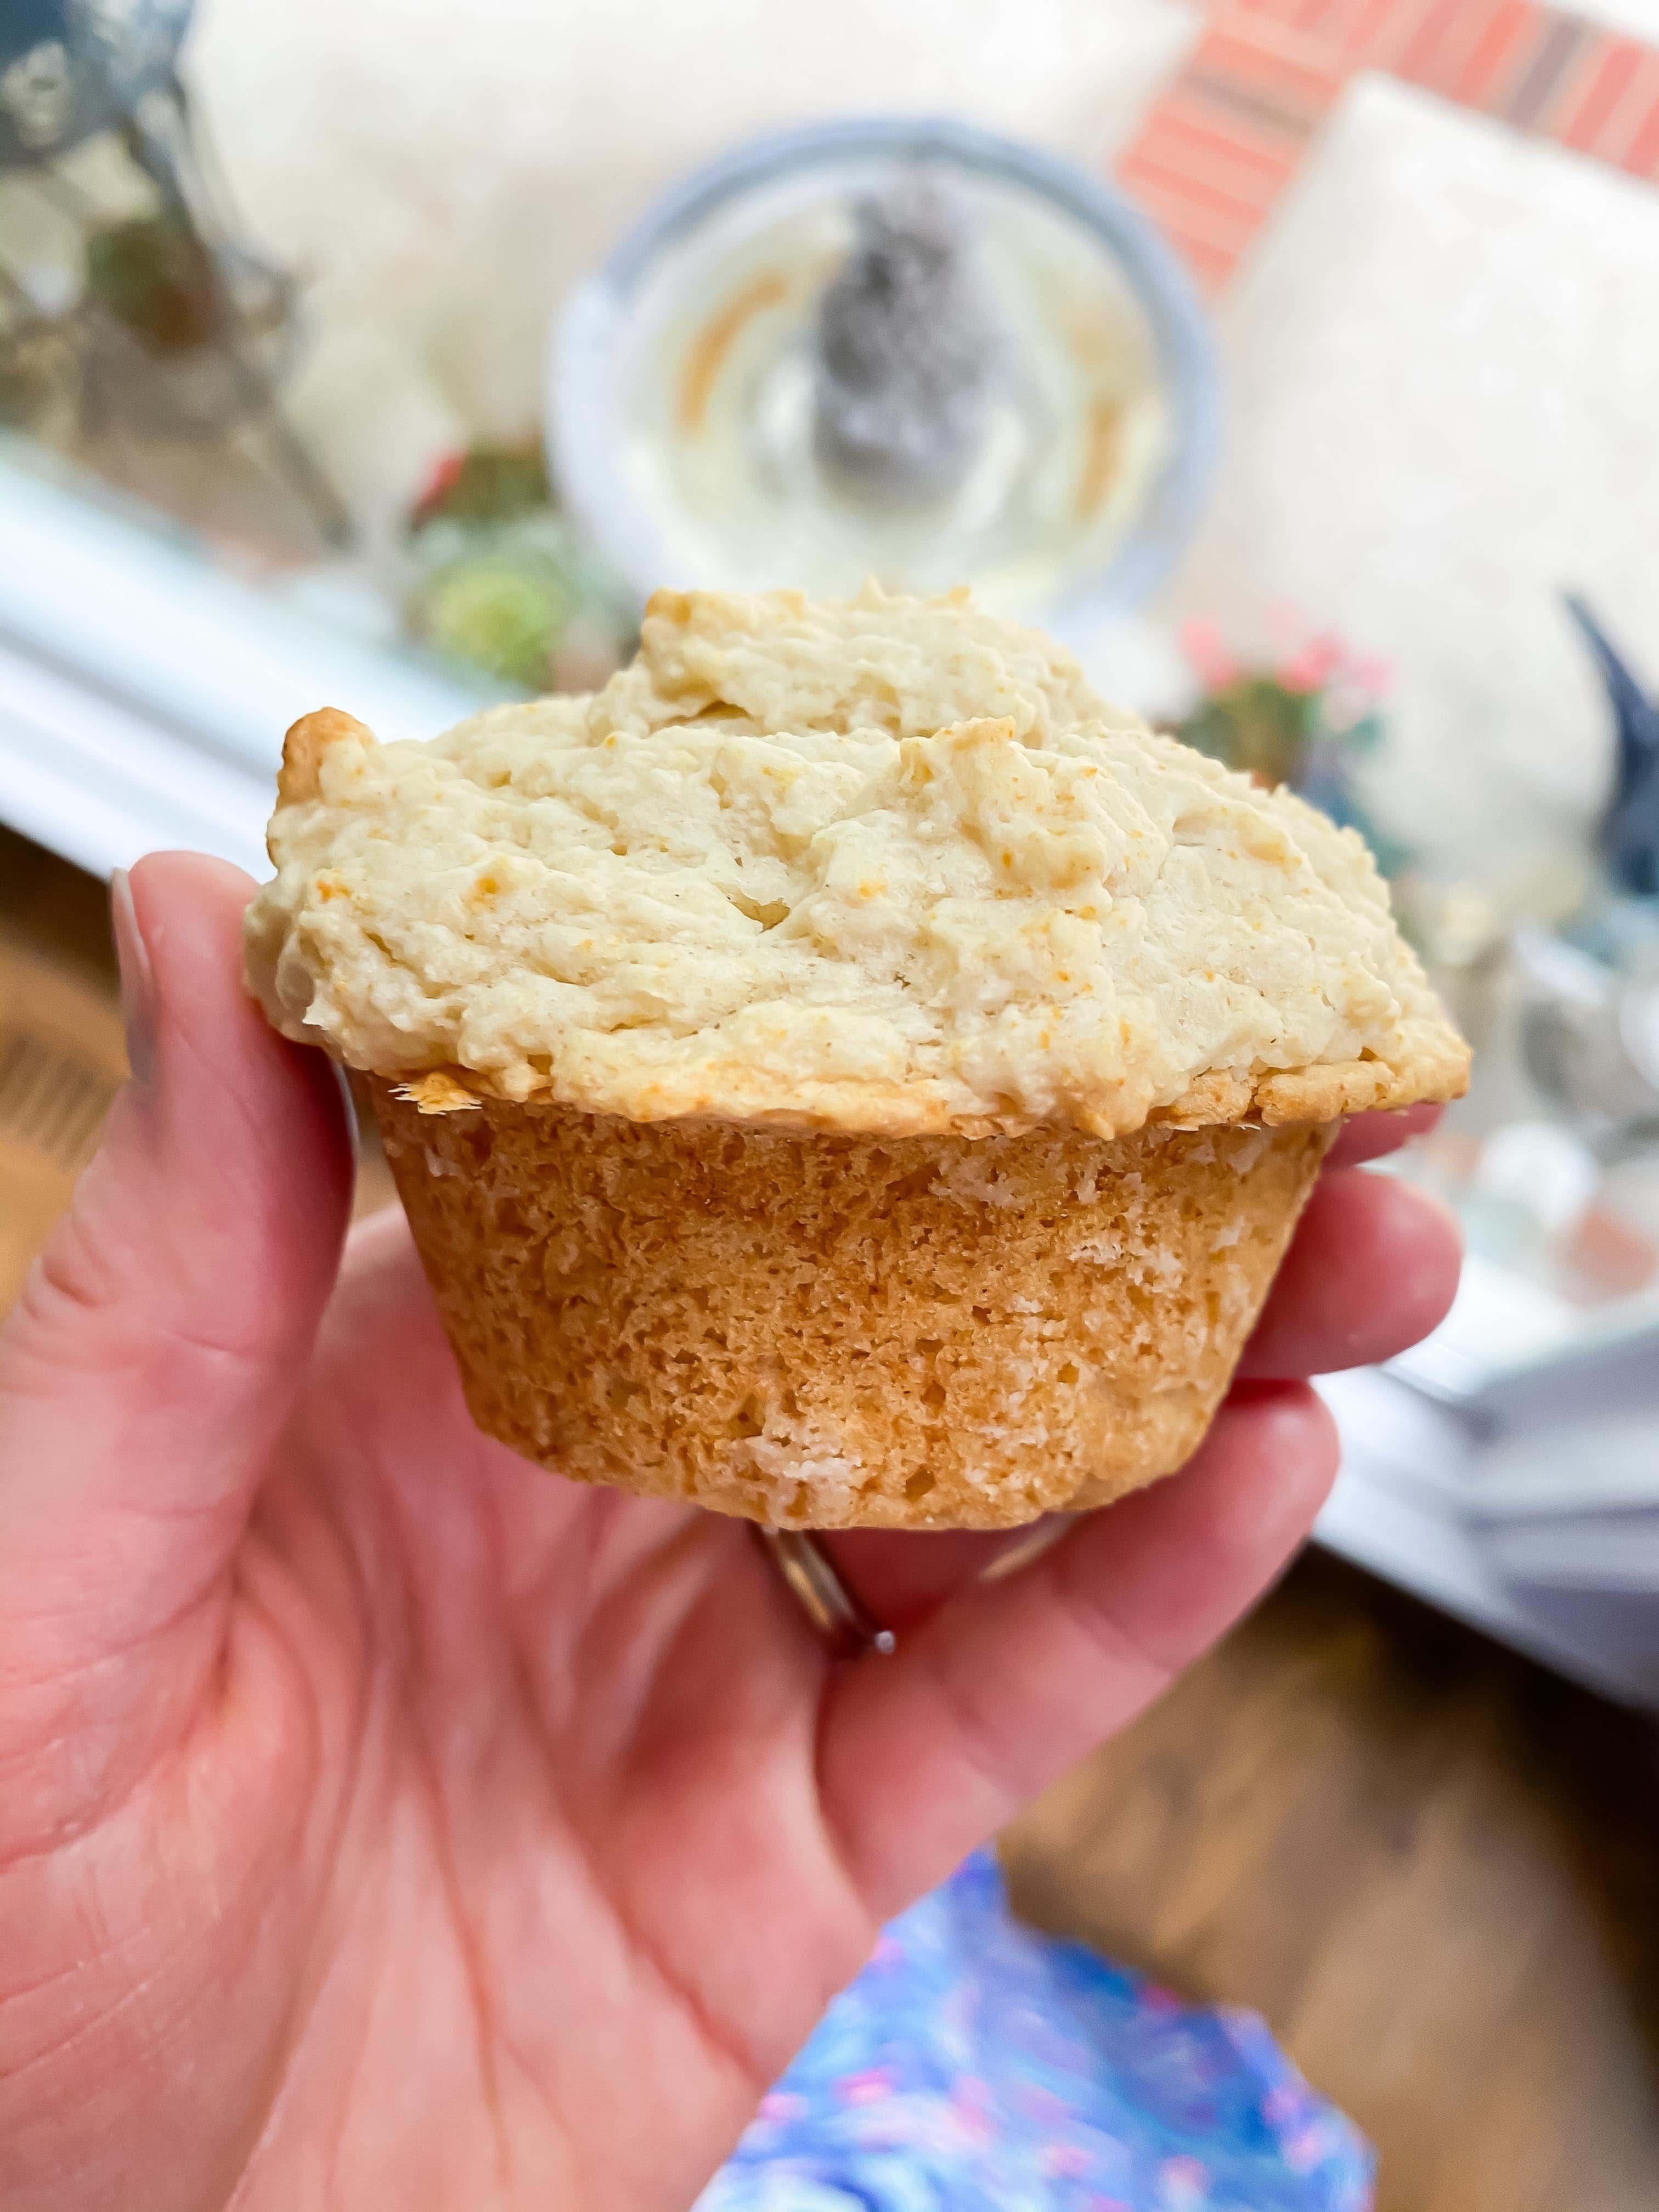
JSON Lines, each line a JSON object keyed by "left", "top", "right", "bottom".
{"left": 0, "top": 456, "right": 491, "bottom": 877}
{"left": 1386, "top": 1249, "right": 1590, "bottom": 1398}
{"left": 1482, "top": 1516, "right": 1659, "bottom": 1587}
{"left": 1317, "top": 1368, "right": 1656, "bottom": 1707}
{"left": 0, "top": 635, "right": 268, "bottom": 879}
{"left": 0, "top": 463, "right": 489, "bottom": 768}
{"left": 1475, "top": 1415, "right": 1659, "bottom": 1517}
{"left": 1165, "top": 74, "right": 1659, "bottom": 903}
{"left": 1574, "top": 0, "right": 1659, "bottom": 32}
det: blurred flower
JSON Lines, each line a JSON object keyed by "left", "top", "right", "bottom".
{"left": 413, "top": 449, "right": 467, "bottom": 522}
{"left": 403, "top": 438, "right": 637, "bottom": 692}
{"left": 410, "top": 441, "right": 556, "bottom": 534}
{"left": 1277, "top": 633, "right": 1345, "bottom": 695}
{"left": 1176, "top": 616, "right": 1409, "bottom": 878}
{"left": 1176, "top": 616, "right": 1240, "bottom": 692}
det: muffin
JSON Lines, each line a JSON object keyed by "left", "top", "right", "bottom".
{"left": 245, "top": 584, "right": 1468, "bottom": 1530}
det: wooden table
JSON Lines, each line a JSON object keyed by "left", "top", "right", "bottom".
{"left": 1007, "top": 1556, "right": 1659, "bottom": 2211}
{"left": 3, "top": 828, "right": 1657, "bottom": 2209}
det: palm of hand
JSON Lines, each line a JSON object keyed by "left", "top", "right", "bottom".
{"left": 0, "top": 859, "right": 1458, "bottom": 2211}
{"left": 5, "top": 1216, "right": 884, "bottom": 2208}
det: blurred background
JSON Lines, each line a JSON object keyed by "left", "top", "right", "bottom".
{"left": 2, "top": 2, "right": 1658, "bottom": 2204}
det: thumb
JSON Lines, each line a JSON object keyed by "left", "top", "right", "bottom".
{"left": 0, "top": 853, "right": 351, "bottom": 1686}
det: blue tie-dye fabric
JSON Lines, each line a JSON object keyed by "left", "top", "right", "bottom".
{"left": 698, "top": 1850, "right": 1373, "bottom": 2212}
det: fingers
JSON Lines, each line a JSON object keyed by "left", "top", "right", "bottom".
{"left": 0, "top": 854, "right": 352, "bottom": 1667}
{"left": 1324, "top": 1101, "right": 1442, "bottom": 1171}
{"left": 817, "top": 1383, "right": 1336, "bottom": 1919}
{"left": 1239, "top": 1167, "right": 1461, "bottom": 1379}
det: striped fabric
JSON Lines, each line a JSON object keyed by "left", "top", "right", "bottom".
{"left": 1116, "top": 1, "right": 1659, "bottom": 290}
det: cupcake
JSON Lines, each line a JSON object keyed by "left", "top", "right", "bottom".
{"left": 245, "top": 585, "right": 1468, "bottom": 1530}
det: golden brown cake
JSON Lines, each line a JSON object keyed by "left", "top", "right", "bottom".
{"left": 246, "top": 584, "right": 1468, "bottom": 1529}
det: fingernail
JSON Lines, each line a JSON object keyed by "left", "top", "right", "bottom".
{"left": 110, "top": 867, "right": 157, "bottom": 1089}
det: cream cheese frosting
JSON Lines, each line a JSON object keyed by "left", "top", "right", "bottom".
{"left": 244, "top": 584, "right": 1469, "bottom": 1136}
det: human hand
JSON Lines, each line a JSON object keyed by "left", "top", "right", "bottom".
{"left": 0, "top": 855, "right": 1459, "bottom": 2211}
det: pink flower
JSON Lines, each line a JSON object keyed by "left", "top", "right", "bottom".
{"left": 411, "top": 449, "right": 466, "bottom": 527}
{"left": 1178, "top": 617, "right": 1241, "bottom": 690}
{"left": 1277, "top": 633, "right": 1346, "bottom": 692}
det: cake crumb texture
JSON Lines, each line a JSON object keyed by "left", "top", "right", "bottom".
{"left": 374, "top": 1080, "right": 1331, "bottom": 1530}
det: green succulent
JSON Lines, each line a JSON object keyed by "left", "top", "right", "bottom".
{"left": 1179, "top": 675, "right": 1321, "bottom": 791}
{"left": 414, "top": 554, "right": 575, "bottom": 691}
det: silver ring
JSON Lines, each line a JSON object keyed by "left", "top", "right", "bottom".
{"left": 756, "top": 1529, "right": 897, "bottom": 1659}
